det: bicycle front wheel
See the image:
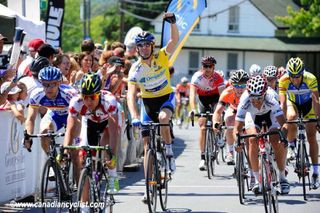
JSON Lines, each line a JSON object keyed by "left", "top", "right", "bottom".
{"left": 40, "top": 159, "right": 62, "bottom": 213}
{"left": 261, "top": 157, "right": 273, "bottom": 213}
{"left": 236, "top": 151, "right": 245, "bottom": 204}
{"left": 158, "top": 151, "right": 169, "bottom": 211}
{"left": 146, "top": 150, "right": 158, "bottom": 213}
{"left": 299, "top": 140, "right": 308, "bottom": 201}
{"left": 77, "top": 168, "right": 97, "bottom": 213}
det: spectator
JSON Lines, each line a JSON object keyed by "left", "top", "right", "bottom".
{"left": 81, "top": 39, "right": 95, "bottom": 53}
{"left": 111, "top": 41, "right": 125, "bottom": 51}
{"left": 0, "top": 81, "right": 25, "bottom": 123}
{"left": 17, "top": 38, "right": 44, "bottom": 78}
{"left": 73, "top": 51, "right": 93, "bottom": 87}
{"left": 53, "top": 54, "right": 71, "bottom": 84}
{"left": 38, "top": 43, "right": 59, "bottom": 64}
{"left": 68, "top": 56, "right": 80, "bottom": 86}
{"left": 0, "top": 33, "right": 8, "bottom": 54}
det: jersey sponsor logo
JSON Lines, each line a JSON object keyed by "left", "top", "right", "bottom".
{"left": 140, "top": 69, "right": 166, "bottom": 83}
{"left": 145, "top": 81, "right": 168, "bottom": 93}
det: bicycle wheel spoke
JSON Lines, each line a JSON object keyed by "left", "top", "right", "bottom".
{"left": 146, "top": 150, "right": 157, "bottom": 213}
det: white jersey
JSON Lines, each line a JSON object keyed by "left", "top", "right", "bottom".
{"left": 236, "top": 90, "right": 283, "bottom": 123}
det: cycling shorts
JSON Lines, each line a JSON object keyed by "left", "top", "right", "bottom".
{"left": 41, "top": 111, "right": 67, "bottom": 132}
{"left": 198, "top": 94, "right": 219, "bottom": 113}
{"left": 245, "top": 110, "right": 280, "bottom": 130}
{"left": 79, "top": 119, "right": 109, "bottom": 146}
{"left": 287, "top": 98, "right": 315, "bottom": 119}
{"left": 141, "top": 92, "right": 175, "bottom": 137}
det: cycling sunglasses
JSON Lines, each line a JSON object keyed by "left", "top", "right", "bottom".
{"left": 42, "top": 82, "right": 58, "bottom": 88}
{"left": 202, "top": 64, "right": 214, "bottom": 69}
{"left": 249, "top": 95, "right": 264, "bottom": 101}
{"left": 137, "top": 42, "right": 151, "bottom": 48}
{"left": 82, "top": 93, "right": 100, "bottom": 101}
{"left": 233, "top": 84, "right": 246, "bottom": 89}
{"left": 289, "top": 74, "right": 302, "bottom": 79}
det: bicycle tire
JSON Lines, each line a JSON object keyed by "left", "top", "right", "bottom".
{"left": 158, "top": 151, "right": 169, "bottom": 211}
{"left": 236, "top": 151, "right": 245, "bottom": 204}
{"left": 205, "top": 129, "right": 213, "bottom": 179}
{"left": 77, "top": 168, "right": 96, "bottom": 213}
{"left": 261, "top": 157, "right": 273, "bottom": 213}
{"left": 40, "top": 159, "right": 62, "bottom": 213}
{"left": 270, "top": 165, "right": 279, "bottom": 213}
{"left": 101, "top": 169, "right": 115, "bottom": 213}
{"left": 210, "top": 132, "right": 217, "bottom": 177}
{"left": 146, "top": 149, "right": 158, "bottom": 213}
{"left": 300, "top": 140, "right": 307, "bottom": 201}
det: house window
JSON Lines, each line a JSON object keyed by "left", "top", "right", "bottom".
{"left": 227, "top": 53, "right": 238, "bottom": 72}
{"left": 228, "top": 6, "right": 239, "bottom": 32}
{"left": 188, "top": 51, "right": 200, "bottom": 75}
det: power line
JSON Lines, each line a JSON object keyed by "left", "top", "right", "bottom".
{"left": 125, "top": 4, "right": 163, "bottom": 13}
{"left": 123, "top": 0, "right": 168, "bottom": 5}
{"left": 120, "top": 8, "right": 161, "bottom": 22}
{"left": 202, "top": 0, "right": 248, "bottom": 19}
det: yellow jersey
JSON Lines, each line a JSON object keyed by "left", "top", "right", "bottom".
{"left": 279, "top": 71, "right": 318, "bottom": 105}
{"left": 128, "top": 48, "right": 173, "bottom": 98}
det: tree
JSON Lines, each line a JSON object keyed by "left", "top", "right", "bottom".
{"left": 276, "top": 0, "right": 320, "bottom": 37}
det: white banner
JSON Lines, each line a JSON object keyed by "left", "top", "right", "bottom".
{"left": 0, "top": 110, "right": 45, "bottom": 204}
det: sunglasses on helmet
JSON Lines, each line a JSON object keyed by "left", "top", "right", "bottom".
{"left": 82, "top": 93, "right": 100, "bottom": 101}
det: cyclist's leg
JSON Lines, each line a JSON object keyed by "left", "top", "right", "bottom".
{"left": 39, "top": 111, "right": 65, "bottom": 154}
{"left": 304, "top": 107, "right": 319, "bottom": 188}
{"left": 224, "top": 108, "right": 236, "bottom": 164}
{"left": 286, "top": 101, "right": 298, "bottom": 144}
{"left": 245, "top": 114, "right": 260, "bottom": 193}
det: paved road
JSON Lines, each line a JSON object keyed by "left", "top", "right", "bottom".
{"left": 114, "top": 125, "right": 320, "bottom": 213}
{"left": 1, "top": 125, "right": 319, "bottom": 212}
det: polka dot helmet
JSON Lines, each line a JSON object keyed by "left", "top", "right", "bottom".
{"left": 247, "top": 75, "right": 268, "bottom": 96}
{"left": 263, "top": 65, "right": 278, "bottom": 78}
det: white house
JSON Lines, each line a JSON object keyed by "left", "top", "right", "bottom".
{"left": 152, "top": 0, "right": 320, "bottom": 84}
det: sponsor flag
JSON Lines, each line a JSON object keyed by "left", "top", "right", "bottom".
{"left": 45, "top": 0, "right": 65, "bottom": 47}
{"left": 161, "top": 0, "right": 207, "bottom": 66}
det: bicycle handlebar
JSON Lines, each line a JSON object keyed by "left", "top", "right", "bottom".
{"left": 286, "top": 118, "right": 317, "bottom": 124}
{"left": 23, "top": 130, "right": 65, "bottom": 152}
{"left": 236, "top": 129, "right": 287, "bottom": 147}
{"left": 61, "top": 145, "right": 113, "bottom": 159}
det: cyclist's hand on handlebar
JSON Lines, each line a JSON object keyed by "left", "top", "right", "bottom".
{"left": 132, "top": 118, "right": 141, "bottom": 127}
{"left": 23, "top": 138, "right": 32, "bottom": 152}
{"left": 213, "top": 122, "right": 220, "bottom": 132}
{"left": 189, "top": 109, "right": 196, "bottom": 118}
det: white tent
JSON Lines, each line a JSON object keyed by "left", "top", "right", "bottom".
{"left": 0, "top": 4, "right": 45, "bottom": 44}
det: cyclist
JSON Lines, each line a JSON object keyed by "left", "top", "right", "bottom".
{"left": 23, "top": 66, "right": 77, "bottom": 154}
{"left": 262, "top": 65, "right": 278, "bottom": 91}
{"left": 212, "top": 69, "right": 249, "bottom": 165}
{"left": 175, "top": 76, "right": 190, "bottom": 125}
{"left": 233, "top": 75, "right": 289, "bottom": 195}
{"left": 189, "top": 56, "right": 225, "bottom": 170}
{"left": 64, "top": 73, "right": 119, "bottom": 200}
{"left": 127, "top": 13, "right": 178, "bottom": 202}
{"left": 279, "top": 57, "right": 320, "bottom": 189}
{"left": 249, "top": 64, "right": 262, "bottom": 77}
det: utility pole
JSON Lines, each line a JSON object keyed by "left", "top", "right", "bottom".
{"left": 87, "top": 0, "right": 91, "bottom": 37}
{"left": 120, "top": 0, "right": 125, "bottom": 42}
{"left": 82, "top": 0, "right": 87, "bottom": 38}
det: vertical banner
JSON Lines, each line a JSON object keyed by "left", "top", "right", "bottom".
{"left": 161, "top": 0, "right": 207, "bottom": 65}
{"left": 45, "top": 0, "right": 65, "bottom": 47}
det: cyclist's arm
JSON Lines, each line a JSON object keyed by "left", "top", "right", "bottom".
{"left": 64, "top": 113, "right": 81, "bottom": 146}
{"left": 175, "top": 91, "right": 181, "bottom": 104}
{"left": 311, "top": 90, "right": 320, "bottom": 119}
{"left": 233, "top": 120, "right": 244, "bottom": 140}
{"left": 108, "top": 113, "right": 119, "bottom": 155}
{"left": 127, "top": 83, "right": 139, "bottom": 119}
{"left": 218, "top": 85, "right": 226, "bottom": 95}
{"left": 279, "top": 94, "right": 287, "bottom": 118}
{"left": 212, "top": 102, "right": 225, "bottom": 125}
{"left": 25, "top": 106, "right": 39, "bottom": 135}
{"left": 189, "top": 84, "right": 197, "bottom": 112}
{"left": 165, "top": 15, "right": 179, "bottom": 55}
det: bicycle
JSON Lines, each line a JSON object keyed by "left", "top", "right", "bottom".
{"left": 286, "top": 111, "right": 317, "bottom": 201}
{"left": 24, "top": 130, "right": 75, "bottom": 213}
{"left": 141, "top": 122, "right": 172, "bottom": 213}
{"left": 236, "top": 123, "right": 287, "bottom": 213}
{"left": 65, "top": 144, "right": 115, "bottom": 213}
{"left": 234, "top": 133, "right": 251, "bottom": 205}
{"left": 191, "top": 111, "right": 218, "bottom": 179}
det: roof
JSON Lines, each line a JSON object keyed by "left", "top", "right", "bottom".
{"left": 249, "top": 0, "right": 300, "bottom": 28}
{"left": 155, "top": 34, "right": 320, "bottom": 53}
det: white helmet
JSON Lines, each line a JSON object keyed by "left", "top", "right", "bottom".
{"left": 181, "top": 77, "right": 188, "bottom": 83}
{"left": 249, "top": 64, "right": 262, "bottom": 76}
{"left": 263, "top": 65, "right": 278, "bottom": 78}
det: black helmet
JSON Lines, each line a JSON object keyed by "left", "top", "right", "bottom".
{"left": 30, "top": 56, "right": 50, "bottom": 78}
{"left": 80, "top": 73, "right": 102, "bottom": 95}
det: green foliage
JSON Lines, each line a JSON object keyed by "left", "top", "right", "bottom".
{"left": 276, "top": 0, "right": 320, "bottom": 37}
{"left": 0, "top": 0, "right": 7, "bottom": 6}
{"left": 61, "top": 0, "right": 168, "bottom": 52}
